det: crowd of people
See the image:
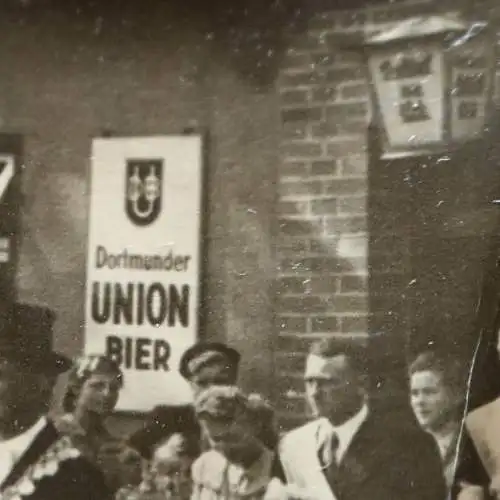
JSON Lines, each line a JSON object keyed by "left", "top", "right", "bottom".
{"left": 0, "top": 301, "right": 494, "bottom": 500}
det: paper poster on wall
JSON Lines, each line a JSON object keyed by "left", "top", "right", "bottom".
{"left": 85, "top": 135, "right": 203, "bottom": 412}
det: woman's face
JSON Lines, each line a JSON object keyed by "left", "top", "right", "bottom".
{"left": 201, "top": 415, "right": 260, "bottom": 463}
{"left": 151, "top": 435, "right": 193, "bottom": 500}
{"left": 410, "top": 370, "right": 456, "bottom": 431}
{"left": 76, "top": 372, "right": 121, "bottom": 415}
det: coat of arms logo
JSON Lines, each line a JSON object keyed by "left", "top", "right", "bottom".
{"left": 125, "top": 159, "right": 163, "bottom": 226}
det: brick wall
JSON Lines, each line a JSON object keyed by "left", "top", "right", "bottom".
{"left": 275, "top": 0, "right": 500, "bottom": 428}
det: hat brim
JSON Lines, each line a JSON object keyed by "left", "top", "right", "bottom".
{"left": 179, "top": 342, "right": 241, "bottom": 380}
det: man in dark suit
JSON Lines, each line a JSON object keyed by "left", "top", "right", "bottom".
{"left": 278, "top": 338, "right": 447, "bottom": 500}
{"left": 0, "top": 303, "right": 112, "bottom": 500}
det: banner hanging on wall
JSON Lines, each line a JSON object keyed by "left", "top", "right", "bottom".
{"left": 85, "top": 135, "right": 204, "bottom": 412}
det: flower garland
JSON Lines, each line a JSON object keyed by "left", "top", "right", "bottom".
{"left": 2, "top": 435, "right": 81, "bottom": 500}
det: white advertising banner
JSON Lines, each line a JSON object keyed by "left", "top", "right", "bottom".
{"left": 85, "top": 136, "right": 203, "bottom": 412}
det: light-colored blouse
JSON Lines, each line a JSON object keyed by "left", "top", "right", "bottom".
{"left": 191, "top": 448, "right": 276, "bottom": 500}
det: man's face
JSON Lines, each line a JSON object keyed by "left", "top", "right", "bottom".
{"left": 304, "top": 353, "right": 364, "bottom": 424}
{"left": 410, "top": 370, "right": 456, "bottom": 431}
{"left": 0, "top": 359, "right": 52, "bottom": 434}
{"left": 190, "top": 363, "right": 235, "bottom": 397}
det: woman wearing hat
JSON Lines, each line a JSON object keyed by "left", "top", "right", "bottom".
{"left": 191, "top": 385, "right": 284, "bottom": 500}
{"left": 56, "top": 355, "right": 142, "bottom": 494}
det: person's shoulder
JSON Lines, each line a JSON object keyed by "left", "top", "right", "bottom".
{"left": 53, "top": 413, "right": 86, "bottom": 436}
{"left": 364, "top": 412, "right": 436, "bottom": 450}
{"left": 279, "top": 419, "right": 321, "bottom": 449}
{"left": 192, "top": 450, "right": 228, "bottom": 487}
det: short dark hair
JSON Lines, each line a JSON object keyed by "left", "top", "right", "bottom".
{"left": 309, "top": 338, "right": 368, "bottom": 375}
{"left": 409, "top": 351, "right": 466, "bottom": 394}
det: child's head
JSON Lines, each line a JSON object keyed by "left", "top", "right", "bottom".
{"left": 150, "top": 433, "right": 197, "bottom": 499}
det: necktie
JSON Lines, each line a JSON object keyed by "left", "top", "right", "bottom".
{"left": 322, "top": 431, "right": 340, "bottom": 489}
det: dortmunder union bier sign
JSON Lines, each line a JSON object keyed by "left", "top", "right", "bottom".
{"left": 85, "top": 136, "right": 203, "bottom": 411}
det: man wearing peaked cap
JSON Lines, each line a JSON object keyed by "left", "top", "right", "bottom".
{"left": 179, "top": 342, "right": 241, "bottom": 396}
{"left": 0, "top": 302, "right": 112, "bottom": 500}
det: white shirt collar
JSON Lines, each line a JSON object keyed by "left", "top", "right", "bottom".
{"left": 0, "top": 416, "right": 47, "bottom": 486}
{"left": 322, "top": 404, "right": 368, "bottom": 462}
{"left": 1, "top": 417, "right": 47, "bottom": 460}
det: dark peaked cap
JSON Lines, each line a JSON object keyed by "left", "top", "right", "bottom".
{"left": 0, "top": 302, "right": 71, "bottom": 374}
{"left": 179, "top": 342, "right": 241, "bottom": 381}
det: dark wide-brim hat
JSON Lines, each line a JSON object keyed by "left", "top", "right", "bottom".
{"left": 179, "top": 342, "right": 241, "bottom": 381}
{"left": 0, "top": 303, "right": 71, "bottom": 375}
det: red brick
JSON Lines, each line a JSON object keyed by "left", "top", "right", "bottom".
{"left": 280, "top": 71, "right": 318, "bottom": 87}
{"left": 279, "top": 257, "right": 312, "bottom": 274}
{"left": 292, "top": 33, "right": 326, "bottom": 53}
{"left": 276, "top": 335, "right": 315, "bottom": 353}
{"left": 310, "top": 160, "right": 337, "bottom": 177}
{"left": 276, "top": 236, "right": 310, "bottom": 254}
{"left": 282, "top": 122, "right": 308, "bottom": 140}
{"left": 277, "top": 277, "right": 310, "bottom": 295}
{"left": 276, "top": 200, "right": 309, "bottom": 216}
{"left": 279, "top": 161, "right": 309, "bottom": 178}
{"left": 340, "top": 275, "right": 367, "bottom": 293}
{"left": 324, "top": 178, "right": 367, "bottom": 196}
{"left": 339, "top": 196, "right": 366, "bottom": 214}
{"left": 334, "top": 10, "right": 367, "bottom": 29}
{"left": 277, "top": 295, "right": 329, "bottom": 314}
{"left": 309, "top": 256, "right": 346, "bottom": 274}
{"left": 341, "top": 315, "right": 368, "bottom": 334}
{"left": 326, "top": 139, "right": 366, "bottom": 158}
{"left": 279, "top": 218, "right": 317, "bottom": 237}
{"left": 309, "top": 275, "right": 338, "bottom": 294}
{"left": 281, "top": 141, "right": 322, "bottom": 158}
{"left": 278, "top": 180, "right": 323, "bottom": 198}
{"left": 281, "top": 89, "right": 309, "bottom": 106}
{"left": 312, "top": 120, "right": 367, "bottom": 138}
{"left": 308, "top": 12, "right": 338, "bottom": 32}
{"left": 333, "top": 295, "right": 368, "bottom": 313}
{"left": 309, "top": 237, "right": 337, "bottom": 254}
{"left": 311, "top": 197, "right": 338, "bottom": 215}
{"left": 274, "top": 372, "right": 306, "bottom": 400}
{"left": 276, "top": 316, "right": 307, "bottom": 334}
{"left": 341, "top": 155, "right": 367, "bottom": 177}
{"left": 282, "top": 53, "right": 312, "bottom": 71}
{"left": 325, "top": 67, "right": 365, "bottom": 83}
{"left": 275, "top": 394, "right": 306, "bottom": 416}
{"left": 326, "top": 102, "right": 367, "bottom": 119}
{"left": 311, "top": 121, "right": 339, "bottom": 138}
{"left": 311, "top": 86, "right": 337, "bottom": 103}
{"left": 324, "top": 215, "right": 367, "bottom": 234}
{"left": 311, "top": 316, "right": 339, "bottom": 332}
{"left": 335, "top": 52, "right": 364, "bottom": 65}
{"left": 275, "top": 352, "right": 306, "bottom": 374}
{"left": 340, "top": 83, "right": 368, "bottom": 100}
{"left": 281, "top": 107, "right": 322, "bottom": 123}
{"left": 311, "top": 53, "right": 337, "bottom": 67}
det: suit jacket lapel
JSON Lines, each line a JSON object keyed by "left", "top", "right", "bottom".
{"left": 0, "top": 420, "right": 59, "bottom": 492}
{"left": 310, "top": 420, "right": 339, "bottom": 500}
{"left": 336, "top": 417, "right": 372, "bottom": 487}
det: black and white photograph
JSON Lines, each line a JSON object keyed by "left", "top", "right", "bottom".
{"left": 0, "top": 0, "right": 499, "bottom": 499}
